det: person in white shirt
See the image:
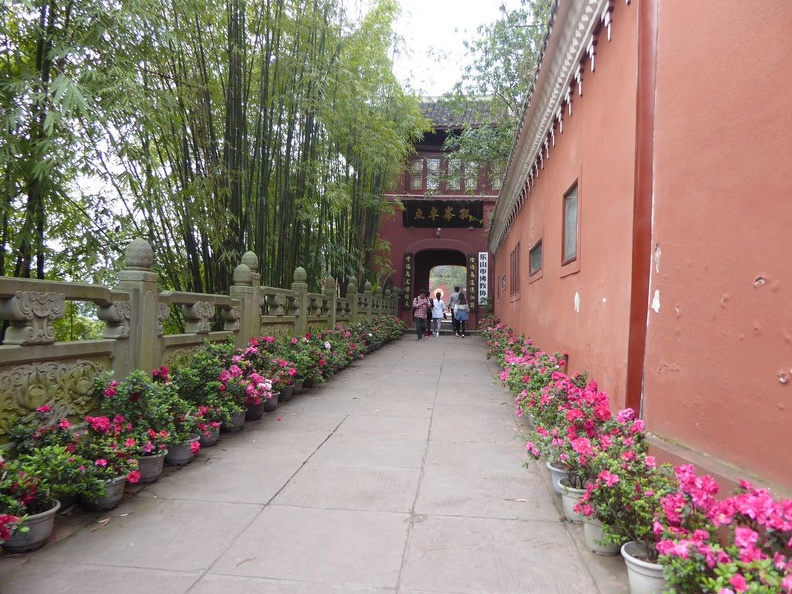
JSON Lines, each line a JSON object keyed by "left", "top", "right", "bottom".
{"left": 431, "top": 291, "right": 446, "bottom": 337}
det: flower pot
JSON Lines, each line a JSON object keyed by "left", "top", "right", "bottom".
{"left": 546, "top": 461, "right": 570, "bottom": 496}
{"left": 621, "top": 541, "right": 666, "bottom": 594}
{"left": 80, "top": 475, "right": 126, "bottom": 511}
{"left": 136, "top": 450, "right": 168, "bottom": 484}
{"left": 559, "top": 478, "right": 586, "bottom": 524}
{"left": 263, "top": 392, "right": 279, "bottom": 412}
{"left": 292, "top": 378, "right": 305, "bottom": 395}
{"left": 165, "top": 436, "right": 200, "bottom": 466}
{"left": 199, "top": 428, "right": 220, "bottom": 447}
{"left": 584, "top": 518, "right": 621, "bottom": 555}
{"left": 245, "top": 401, "right": 266, "bottom": 421}
{"left": 302, "top": 378, "right": 315, "bottom": 389}
{"left": 278, "top": 385, "right": 294, "bottom": 402}
{"left": 1, "top": 499, "right": 60, "bottom": 553}
{"left": 222, "top": 411, "right": 246, "bottom": 433}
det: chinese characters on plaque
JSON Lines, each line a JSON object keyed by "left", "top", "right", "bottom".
{"left": 402, "top": 200, "right": 484, "bottom": 228}
{"left": 466, "top": 254, "right": 477, "bottom": 311}
{"left": 402, "top": 252, "right": 413, "bottom": 309}
{"left": 478, "top": 252, "right": 489, "bottom": 306}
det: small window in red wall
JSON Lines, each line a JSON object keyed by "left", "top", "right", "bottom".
{"left": 562, "top": 183, "right": 579, "bottom": 265}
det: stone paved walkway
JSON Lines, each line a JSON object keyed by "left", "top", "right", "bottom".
{"left": 0, "top": 334, "right": 628, "bottom": 593}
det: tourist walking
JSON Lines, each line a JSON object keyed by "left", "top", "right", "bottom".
{"left": 412, "top": 289, "right": 431, "bottom": 341}
{"left": 431, "top": 291, "right": 446, "bottom": 337}
{"left": 448, "top": 286, "right": 460, "bottom": 335}
{"left": 455, "top": 291, "right": 469, "bottom": 337}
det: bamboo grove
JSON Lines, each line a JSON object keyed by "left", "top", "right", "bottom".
{"left": 0, "top": 0, "right": 428, "bottom": 293}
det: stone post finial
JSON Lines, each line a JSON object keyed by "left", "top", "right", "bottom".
{"left": 125, "top": 238, "right": 154, "bottom": 271}
{"left": 233, "top": 263, "right": 252, "bottom": 286}
{"left": 241, "top": 251, "right": 259, "bottom": 273}
{"left": 293, "top": 266, "right": 308, "bottom": 283}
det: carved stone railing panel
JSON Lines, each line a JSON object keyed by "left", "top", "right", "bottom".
{"left": 222, "top": 304, "right": 240, "bottom": 332}
{"left": 181, "top": 301, "right": 215, "bottom": 334}
{"left": 0, "top": 291, "right": 65, "bottom": 345}
{"left": 0, "top": 360, "right": 106, "bottom": 435}
{"left": 97, "top": 300, "right": 131, "bottom": 339}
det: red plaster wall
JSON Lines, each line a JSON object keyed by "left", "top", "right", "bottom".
{"left": 493, "top": 3, "right": 639, "bottom": 408}
{"left": 645, "top": 1, "right": 792, "bottom": 489}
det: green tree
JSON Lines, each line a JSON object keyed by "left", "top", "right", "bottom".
{"left": 439, "top": 0, "right": 554, "bottom": 186}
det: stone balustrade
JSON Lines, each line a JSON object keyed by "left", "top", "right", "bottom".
{"left": 0, "top": 239, "right": 397, "bottom": 442}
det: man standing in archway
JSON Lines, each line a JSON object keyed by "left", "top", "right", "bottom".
{"left": 412, "top": 289, "right": 431, "bottom": 341}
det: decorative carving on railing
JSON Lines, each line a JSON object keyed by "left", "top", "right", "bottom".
{"left": 97, "top": 300, "right": 131, "bottom": 339}
{"left": 337, "top": 298, "right": 351, "bottom": 317}
{"left": 181, "top": 301, "right": 214, "bottom": 334}
{"left": 264, "top": 292, "right": 282, "bottom": 316}
{"left": 0, "top": 360, "right": 105, "bottom": 435}
{"left": 286, "top": 295, "right": 299, "bottom": 317}
{"left": 223, "top": 305, "right": 240, "bottom": 332}
{"left": 157, "top": 303, "right": 170, "bottom": 336}
{"left": 0, "top": 291, "right": 65, "bottom": 345}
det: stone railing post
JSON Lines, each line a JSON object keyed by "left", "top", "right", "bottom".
{"left": 376, "top": 287, "right": 384, "bottom": 316}
{"left": 114, "top": 238, "right": 159, "bottom": 376}
{"left": 385, "top": 289, "right": 393, "bottom": 316}
{"left": 230, "top": 262, "right": 253, "bottom": 348}
{"left": 348, "top": 280, "right": 358, "bottom": 323}
{"left": 291, "top": 266, "right": 309, "bottom": 337}
{"left": 364, "top": 281, "right": 373, "bottom": 321}
{"left": 324, "top": 277, "right": 337, "bottom": 329}
{"left": 244, "top": 251, "right": 262, "bottom": 338}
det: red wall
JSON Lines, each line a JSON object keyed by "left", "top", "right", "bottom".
{"left": 645, "top": 0, "right": 792, "bottom": 489}
{"left": 493, "top": 3, "right": 639, "bottom": 408}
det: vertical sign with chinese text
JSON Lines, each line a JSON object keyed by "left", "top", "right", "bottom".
{"left": 402, "top": 253, "right": 413, "bottom": 309}
{"left": 467, "top": 254, "right": 477, "bottom": 311}
{"left": 478, "top": 252, "right": 489, "bottom": 306}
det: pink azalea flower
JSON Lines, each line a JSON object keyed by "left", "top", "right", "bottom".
{"left": 126, "top": 470, "right": 141, "bottom": 484}
{"left": 36, "top": 405, "right": 51, "bottom": 413}
{"left": 95, "top": 459, "right": 108, "bottom": 467}
{"left": 190, "top": 441, "right": 201, "bottom": 455}
{"left": 728, "top": 573, "right": 748, "bottom": 592}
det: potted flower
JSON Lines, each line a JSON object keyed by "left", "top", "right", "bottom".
{"left": 655, "top": 465, "right": 792, "bottom": 593}
{"left": 574, "top": 411, "right": 677, "bottom": 592}
{"left": 0, "top": 443, "right": 104, "bottom": 553}
{"left": 73, "top": 415, "right": 140, "bottom": 510}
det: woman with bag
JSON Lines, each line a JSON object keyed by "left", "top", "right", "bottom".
{"left": 455, "top": 291, "right": 469, "bottom": 337}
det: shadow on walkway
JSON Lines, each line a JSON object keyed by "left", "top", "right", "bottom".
{"left": 0, "top": 334, "right": 628, "bottom": 593}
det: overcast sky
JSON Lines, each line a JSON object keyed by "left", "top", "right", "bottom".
{"left": 391, "top": 0, "right": 524, "bottom": 97}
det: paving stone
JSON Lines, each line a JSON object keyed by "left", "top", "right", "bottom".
{"left": 336, "top": 413, "right": 431, "bottom": 440}
{"left": 415, "top": 466, "right": 561, "bottom": 521}
{"left": 210, "top": 506, "right": 408, "bottom": 588}
{"left": 425, "top": 440, "right": 529, "bottom": 473}
{"left": 137, "top": 458, "right": 303, "bottom": 504}
{"left": 309, "top": 434, "right": 427, "bottom": 469}
{"left": 25, "top": 497, "right": 262, "bottom": 572}
{"left": 273, "top": 463, "right": 420, "bottom": 512}
{"left": 204, "top": 430, "right": 330, "bottom": 463}
{"left": 191, "top": 574, "right": 396, "bottom": 593}
{"left": 0, "top": 562, "right": 200, "bottom": 594}
{"left": 401, "top": 515, "right": 600, "bottom": 593}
